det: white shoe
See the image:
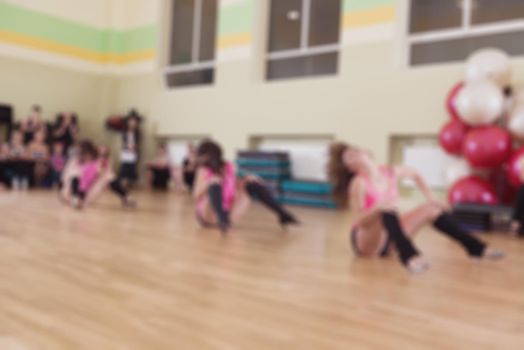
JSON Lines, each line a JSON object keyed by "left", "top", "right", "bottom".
{"left": 20, "top": 178, "right": 29, "bottom": 190}
{"left": 406, "top": 256, "right": 431, "bottom": 274}
{"left": 71, "top": 197, "right": 84, "bottom": 210}
{"left": 11, "top": 178, "right": 20, "bottom": 190}
{"left": 481, "top": 248, "right": 505, "bottom": 261}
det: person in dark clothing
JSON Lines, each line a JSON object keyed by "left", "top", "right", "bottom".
{"left": 53, "top": 112, "right": 79, "bottom": 154}
{"left": 182, "top": 141, "right": 197, "bottom": 191}
{"left": 118, "top": 114, "right": 140, "bottom": 186}
{"left": 511, "top": 162, "right": 524, "bottom": 237}
{"left": 22, "top": 105, "right": 44, "bottom": 145}
{"left": 147, "top": 143, "right": 172, "bottom": 191}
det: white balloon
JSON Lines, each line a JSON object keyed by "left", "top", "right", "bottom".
{"left": 514, "top": 88, "right": 524, "bottom": 105}
{"left": 455, "top": 80, "right": 504, "bottom": 126}
{"left": 509, "top": 106, "right": 524, "bottom": 140}
{"left": 446, "top": 158, "right": 472, "bottom": 186}
{"left": 465, "top": 48, "right": 512, "bottom": 87}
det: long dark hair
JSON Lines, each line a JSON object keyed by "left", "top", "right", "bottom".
{"left": 78, "top": 139, "right": 99, "bottom": 163}
{"left": 327, "top": 142, "right": 355, "bottom": 208}
{"left": 197, "top": 139, "right": 225, "bottom": 175}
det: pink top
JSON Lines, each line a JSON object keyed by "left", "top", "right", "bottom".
{"left": 352, "top": 166, "right": 399, "bottom": 231}
{"left": 360, "top": 166, "right": 399, "bottom": 211}
{"left": 50, "top": 154, "right": 66, "bottom": 172}
{"left": 79, "top": 160, "right": 99, "bottom": 192}
{"left": 197, "top": 161, "right": 236, "bottom": 213}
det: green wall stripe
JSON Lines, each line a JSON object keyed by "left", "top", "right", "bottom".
{"left": 105, "top": 26, "right": 158, "bottom": 54}
{"left": 218, "top": 0, "right": 254, "bottom": 36}
{"left": 0, "top": 2, "right": 103, "bottom": 51}
{"left": 120, "top": 26, "right": 158, "bottom": 52}
{"left": 0, "top": 1, "right": 157, "bottom": 54}
{"left": 343, "top": 0, "right": 395, "bottom": 12}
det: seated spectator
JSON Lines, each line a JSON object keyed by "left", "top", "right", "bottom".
{"left": 49, "top": 142, "right": 66, "bottom": 188}
{"left": 23, "top": 105, "right": 44, "bottom": 144}
{"left": 53, "top": 112, "right": 78, "bottom": 154}
{"left": 27, "top": 129, "right": 50, "bottom": 187}
{"left": 7, "top": 130, "right": 31, "bottom": 190}
{"left": 0, "top": 143, "right": 9, "bottom": 189}
{"left": 147, "top": 143, "right": 172, "bottom": 191}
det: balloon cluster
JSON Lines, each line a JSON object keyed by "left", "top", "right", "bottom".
{"left": 439, "top": 48, "right": 524, "bottom": 206}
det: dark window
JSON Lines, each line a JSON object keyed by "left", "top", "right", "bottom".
{"left": 169, "top": 0, "right": 195, "bottom": 65}
{"left": 165, "top": 69, "right": 214, "bottom": 88}
{"left": 408, "top": 0, "right": 524, "bottom": 66}
{"left": 267, "top": 0, "right": 341, "bottom": 81}
{"left": 268, "top": 0, "right": 303, "bottom": 52}
{"left": 409, "top": 0, "right": 463, "bottom": 34}
{"left": 199, "top": 0, "right": 218, "bottom": 61}
{"left": 411, "top": 30, "right": 524, "bottom": 66}
{"left": 472, "top": 0, "right": 524, "bottom": 25}
{"left": 166, "top": 0, "right": 217, "bottom": 88}
{"left": 267, "top": 52, "right": 338, "bottom": 80}
{"left": 308, "top": 0, "right": 342, "bottom": 47}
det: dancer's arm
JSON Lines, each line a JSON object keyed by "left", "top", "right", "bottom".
{"left": 192, "top": 168, "right": 209, "bottom": 201}
{"left": 395, "top": 166, "right": 436, "bottom": 203}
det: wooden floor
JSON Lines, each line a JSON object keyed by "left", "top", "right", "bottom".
{"left": 0, "top": 191, "right": 523, "bottom": 350}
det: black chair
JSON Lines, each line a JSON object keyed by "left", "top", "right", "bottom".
{"left": 0, "top": 104, "right": 13, "bottom": 141}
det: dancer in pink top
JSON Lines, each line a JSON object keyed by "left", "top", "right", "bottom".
{"left": 193, "top": 140, "right": 298, "bottom": 233}
{"left": 60, "top": 140, "right": 135, "bottom": 209}
{"left": 327, "top": 142, "right": 504, "bottom": 274}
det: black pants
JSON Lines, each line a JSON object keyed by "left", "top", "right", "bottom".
{"left": 12, "top": 160, "right": 33, "bottom": 179}
{"left": 0, "top": 161, "right": 8, "bottom": 186}
{"left": 119, "top": 162, "right": 138, "bottom": 183}
{"left": 150, "top": 167, "right": 171, "bottom": 191}
{"left": 513, "top": 185, "right": 524, "bottom": 235}
{"left": 4, "top": 160, "right": 34, "bottom": 187}
{"left": 183, "top": 171, "right": 195, "bottom": 191}
{"left": 71, "top": 177, "right": 86, "bottom": 200}
{"left": 71, "top": 177, "right": 128, "bottom": 201}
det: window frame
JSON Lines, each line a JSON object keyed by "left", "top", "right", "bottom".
{"left": 266, "top": 0, "right": 342, "bottom": 80}
{"left": 404, "top": 0, "right": 524, "bottom": 68}
{"left": 163, "top": 0, "right": 218, "bottom": 88}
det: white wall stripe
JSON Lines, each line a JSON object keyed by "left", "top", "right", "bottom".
{"left": 217, "top": 45, "right": 251, "bottom": 62}
{"left": 342, "top": 23, "right": 395, "bottom": 46}
{"left": 220, "top": 0, "right": 247, "bottom": 8}
{"left": 0, "top": 42, "right": 105, "bottom": 74}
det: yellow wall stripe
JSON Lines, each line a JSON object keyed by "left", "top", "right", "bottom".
{"left": 218, "top": 32, "right": 251, "bottom": 49}
{"left": 104, "top": 50, "right": 156, "bottom": 64}
{"left": 0, "top": 29, "right": 155, "bottom": 65}
{"left": 342, "top": 5, "right": 395, "bottom": 29}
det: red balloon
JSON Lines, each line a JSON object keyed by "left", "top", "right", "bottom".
{"left": 448, "top": 176, "right": 498, "bottom": 205}
{"left": 439, "top": 120, "right": 469, "bottom": 155}
{"left": 446, "top": 82, "right": 464, "bottom": 121}
{"left": 463, "top": 126, "right": 512, "bottom": 168}
{"left": 507, "top": 147, "right": 524, "bottom": 187}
